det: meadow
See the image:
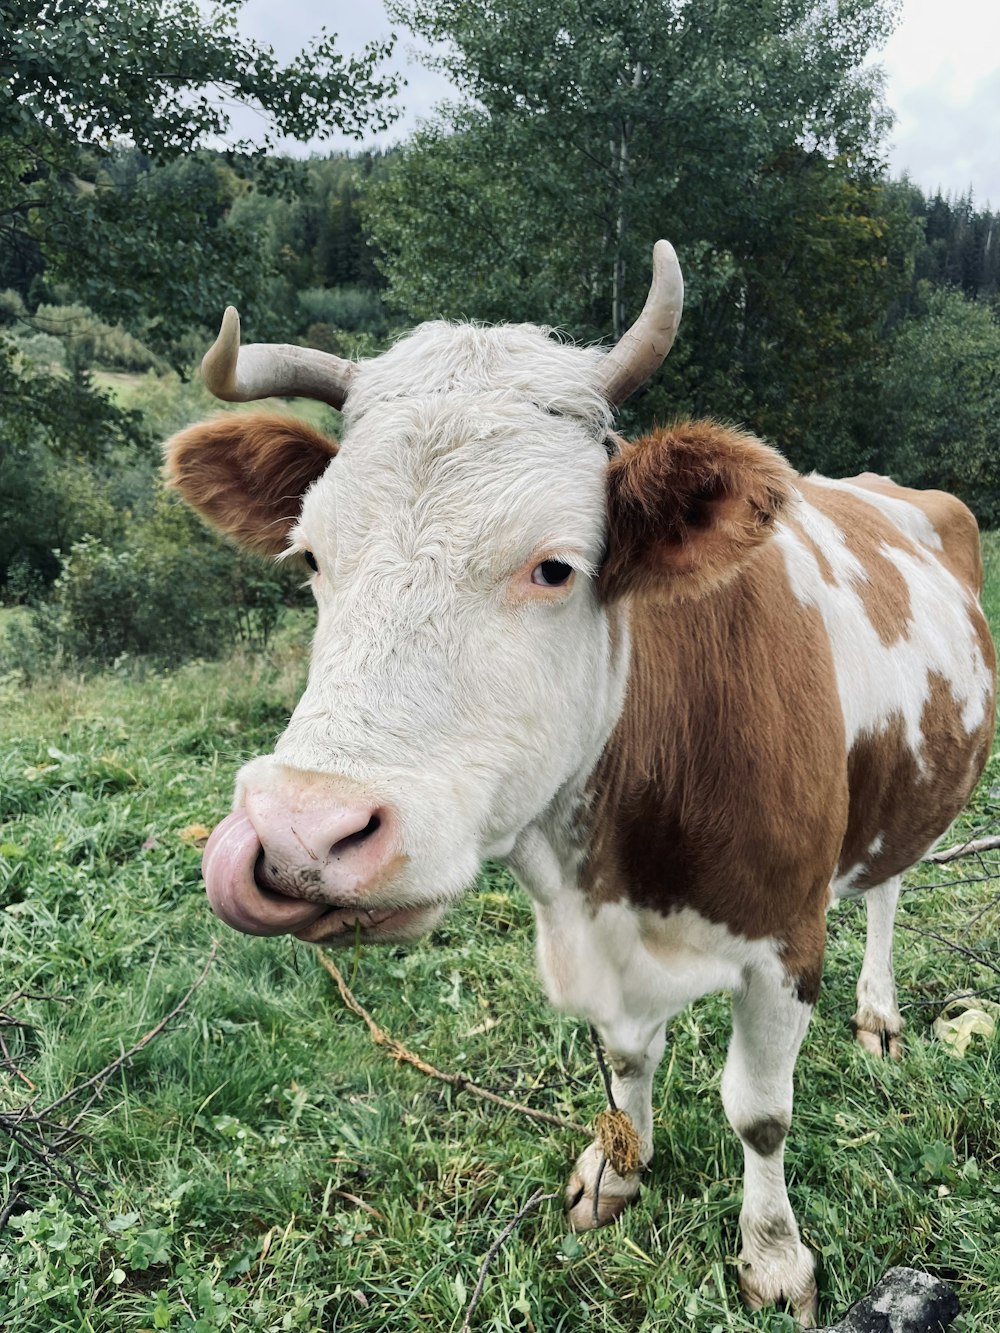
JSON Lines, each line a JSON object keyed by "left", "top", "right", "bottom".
{"left": 2, "top": 550, "right": 1000, "bottom": 1333}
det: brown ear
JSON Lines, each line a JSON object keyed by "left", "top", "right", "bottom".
{"left": 164, "top": 412, "right": 338, "bottom": 554}
{"left": 600, "top": 421, "right": 796, "bottom": 602}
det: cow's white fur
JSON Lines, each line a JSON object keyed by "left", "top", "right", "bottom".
{"left": 240, "top": 326, "right": 626, "bottom": 919}
{"left": 774, "top": 491, "right": 992, "bottom": 759}
{"left": 852, "top": 875, "right": 904, "bottom": 1055}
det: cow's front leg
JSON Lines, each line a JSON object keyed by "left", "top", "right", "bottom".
{"left": 566, "top": 1020, "right": 666, "bottom": 1229}
{"left": 721, "top": 964, "right": 818, "bottom": 1327}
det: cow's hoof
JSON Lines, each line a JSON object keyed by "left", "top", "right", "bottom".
{"left": 739, "top": 1245, "right": 818, "bottom": 1327}
{"left": 565, "top": 1144, "right": 640, "bottom": 1230}
{"left": 854, "top": 1026, "right": 903, "bottom": 1060}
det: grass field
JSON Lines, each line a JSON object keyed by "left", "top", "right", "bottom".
{"left": 2, "top": 546, "right": 1000, "bottom": 1332}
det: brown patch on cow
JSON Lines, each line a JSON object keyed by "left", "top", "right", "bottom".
{"left": 799, "top": 480, "right": 914, "bottom": 648}
{"left": 600, "top": 421, "right": 796, "bottom": 605}
{"left": 740, "top": 1118, "right": 788, "bottom": 1157}
{"left": 584, "top": 442, "right": 995, "bottom": 994}
{"left": 164, "top": 411, "right": 338, "bottom": 554}
{"left": 839, "top": 668, "right": 996, "bottom": 892}
{"left": 785, "top": 516, "right": 836, "bottom": 586}
{"left": 793, "top": 963, "right": 823, "bottom": 1008}
{"left": 587, "top": 537, "right": 842, "bottom": 991}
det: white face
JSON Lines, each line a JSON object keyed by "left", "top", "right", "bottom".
{"left": 227, "top": 323, "right": 629, "bottom": 934}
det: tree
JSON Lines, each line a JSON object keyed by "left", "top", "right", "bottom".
{"left": 0, "top": 0, "right": 399, "bottom": 591}
{"left": 368, "top": 0, "right": 913, "bottom": 460}
{"left": 876, "top": 288, "right": 1000, "bottom": 523}
{"left": 0, "top": 0, "right": 397, "bottom": 334}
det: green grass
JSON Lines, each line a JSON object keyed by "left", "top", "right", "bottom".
{"left": 2, "top": 591, "right": 999, "bottom": 1330}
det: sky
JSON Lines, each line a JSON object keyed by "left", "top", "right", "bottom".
{"left": 236, "top": 0, "right": 1000, "bottom": 205}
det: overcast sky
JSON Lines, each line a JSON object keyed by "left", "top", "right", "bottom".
{"left": 237, "top": 0, "right": 1000, "bottom": 205}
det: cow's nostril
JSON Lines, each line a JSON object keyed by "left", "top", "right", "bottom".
{"left": 331, "top": 812, "right": 381, "bottom": 857}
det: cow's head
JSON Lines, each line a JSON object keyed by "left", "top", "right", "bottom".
{"left": 167, "top": 243, "right": 792, "bottom": 945}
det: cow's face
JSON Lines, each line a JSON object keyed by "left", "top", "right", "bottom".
{"left": 166, "top": 246, "right": 792, "bottom": 946}
{"left": 171, "top": 324, "right": 630, "bottom": 943}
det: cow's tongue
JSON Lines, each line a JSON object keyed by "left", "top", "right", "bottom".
{"left": 202, "top": 811, "right": 329, "bottom": 936}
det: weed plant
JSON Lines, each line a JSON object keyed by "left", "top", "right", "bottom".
{"left": 1, "top": 548, "right": 999, "bottom": 1331}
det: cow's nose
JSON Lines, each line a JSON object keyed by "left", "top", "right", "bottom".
{"left": 246, "top": 790, "right": 400, "bottom": 902}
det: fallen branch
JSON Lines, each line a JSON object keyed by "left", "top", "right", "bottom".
{"left": 460, "top": 1188, "right": 558, "bottom": 1332}
{"left": 313, "top": 949, "right": 586, "bottom": 1135}
{"left": 923, "top": 834, "right": 1000, "bottom": 864}
{"left": 0, "top": 944, "right": 218, "bottom": 1229}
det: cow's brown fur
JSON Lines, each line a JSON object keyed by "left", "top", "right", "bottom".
{"left": 796, "top": 480, "right": 915, "bottom": 648}
{"left": 588, "top": 428, "right": 995, "bottom": 998}
{"left": 164, "top": 411, "right": 338, "bottom": 554}
{"left": 588, "top": 537, "right": 843, "bottom": 997}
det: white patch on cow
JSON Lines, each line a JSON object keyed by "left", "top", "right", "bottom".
{"left": 521, "top": 852, "right": 818, "bottom": 1313}
{"left": 720, "top": 964, "right": 817, "bottom": 1320}
{"left": 239, "top": 323, "right": 630, "bottom": 914}
{"left": 345, "top": 321, "right": 613, "bottom": 433}
{"left": 774, "top": 492, "right": 992, "bottom": 760}
{"left": 831, "top": 832, "right": 884, "bottom": 898}
{"left": 524, "top": 876, "right": 786, "bottom": 1044}
{"left": 852, "top": 874, "right": 903, "bottom": 1043}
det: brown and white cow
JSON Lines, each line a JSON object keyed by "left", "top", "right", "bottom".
{"left": 166, "top": 242, "right": 996, "bottom": 1326}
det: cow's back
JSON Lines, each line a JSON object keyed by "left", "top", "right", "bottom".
{"left": 791, "top": 475, "right": 995, "bottom": 894}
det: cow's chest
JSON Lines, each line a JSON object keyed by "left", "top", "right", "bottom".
{"left": 531, "top": 889, "right": 785, "bottom": 1050}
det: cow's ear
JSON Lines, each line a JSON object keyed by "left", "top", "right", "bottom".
{"left": 600, "top": 421, "right": 795, "bottom": 602}
{"left": 164, "top": 412, "right": 338, "bottom": 555}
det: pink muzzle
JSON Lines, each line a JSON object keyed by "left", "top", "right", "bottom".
{"left": 202, "top": 787, "right": 411, "bottom": 939}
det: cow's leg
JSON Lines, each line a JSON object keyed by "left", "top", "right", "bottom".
{"left": 852, "top": 875, "right": 903, "bottom": 1059}
{"left": 721, "top": 965, "right": 818, "bottom": 1328}
{"left": 566, "top": 1019, "right": 666, "bottom": 1229}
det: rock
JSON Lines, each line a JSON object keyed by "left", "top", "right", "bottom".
{"left": 818, "top": 1267, "right": 959, "bottom": 1333}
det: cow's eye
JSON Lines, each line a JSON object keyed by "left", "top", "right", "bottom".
{"left": 531, "top": 559, "right": 574, "bottom": 587}
{"left": 304, "top": 551, "right": 318, "bottom": 573}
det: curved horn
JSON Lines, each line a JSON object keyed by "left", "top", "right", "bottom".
{"left": 598, "top": 240, "right": 684, "bottom": 406}
{"left": 201, "top": 307, "right": 355, "bottom": 410}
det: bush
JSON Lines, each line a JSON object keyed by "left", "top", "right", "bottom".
{"left": 23, "top": 303, "right": 162, "bottom": 373}
{"left": 877, "top": 288, "right": 1000, "bottom": 524}
{"left": 1, "top": 493, "right": 303, "bottom": 675}
{"left": 0, "top": 441, "right": 127, "bottom": 593}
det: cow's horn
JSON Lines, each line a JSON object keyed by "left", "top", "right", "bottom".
{"left": 201, "top": 307, "right": 355, "bottom": 410}
{"left": 598, "top": 240, "right": 684, "bottom": 406}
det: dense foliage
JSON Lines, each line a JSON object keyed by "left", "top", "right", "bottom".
{"left": 366, "top": 0, "right": 1000, "bottom": 492}
{"left": 0, "top": 0, "right": 397, "bottom": 659}
{"left": 2, "top": 0, "right": 1000, "bottom": 663}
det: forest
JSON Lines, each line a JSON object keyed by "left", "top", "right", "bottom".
{"left": 2, "top": 0, "right": 1000, "bottom": 671}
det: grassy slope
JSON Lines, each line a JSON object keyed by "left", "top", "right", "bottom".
{"left": 1, "top": 549, "right": 999, "bottom": 1332}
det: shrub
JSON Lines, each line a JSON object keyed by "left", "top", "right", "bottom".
{"left": 1, "top": 492, "right": 304, "bottom": 675}
{"left": 26, "top": 303, "right": 162, "bottom": 373}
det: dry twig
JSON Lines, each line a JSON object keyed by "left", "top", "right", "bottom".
{"left": 460, "top": 1188, "right": 558, "bottom": 1333}
{"left": 313, "top": 949, "right": 586, "bottom": 1135}
{"left": 923, "top": 834, "right": 1000, "bottom": 864}
{"left": 0, "top": 944, "right": 218, "bottom": 1229}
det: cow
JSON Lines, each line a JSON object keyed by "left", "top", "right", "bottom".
{"left": 165, "top": 242, "right": 996, "bottom": 1327}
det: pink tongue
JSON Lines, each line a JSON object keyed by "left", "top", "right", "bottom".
{"left": 202, "top": 811, "right": 328, "bottom": 936}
